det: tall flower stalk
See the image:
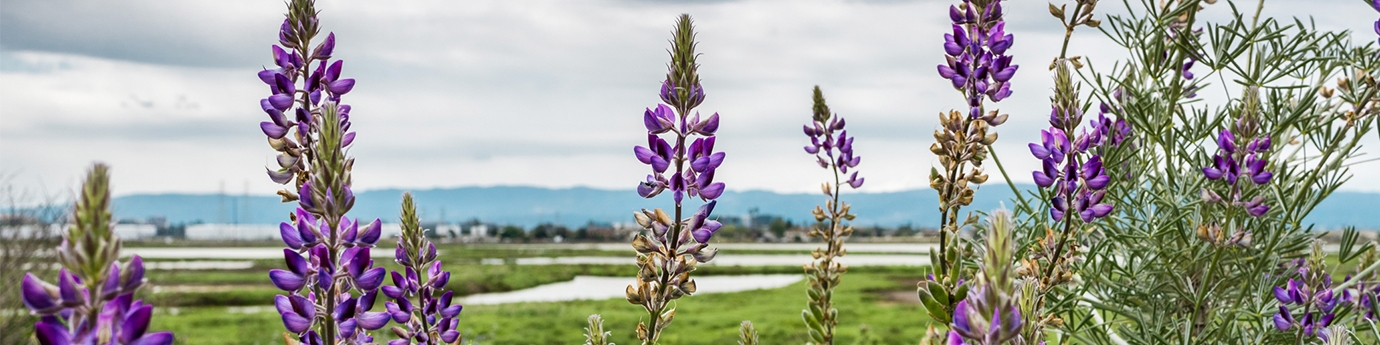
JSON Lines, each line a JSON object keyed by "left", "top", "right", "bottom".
{"left": 20, "top": 164, "right": 173, "bottom": 345}
{"left": 922, "top": 0, "right": 1016, "bottom": 328}
{"left": 256, "top": 0, "right": 390, "bottom": 343}
{"left": 1011, "top": 2, "right": 1129, "bottom": 341}
{"left": 800, "top": 86, "right": 863, "bottom": 345}
{"left": 1197, "top": 86, "right": 1271, "bottom": 245}
{"left": 382, "top": 193, "right": 462, "bottom": 345}
{"left": 625, "top": 14, "right": 725, "bottom": 345}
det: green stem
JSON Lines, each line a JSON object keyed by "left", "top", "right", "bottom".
{"left": 987, "top": 146, "right": 1030, "bottom": 213}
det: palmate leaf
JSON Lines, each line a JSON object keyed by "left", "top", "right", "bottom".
{"left": 1337, "top": 226, "right": 1374, "bottom": 264}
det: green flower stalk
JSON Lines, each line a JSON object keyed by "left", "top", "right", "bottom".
{"left": 801, "top": 86, "right": 863, "bottom": 345}
{"left": 382, "top": 193, "right": 462, "bottom": 345}
{"left": 57, "top": 164, "right": 119, "bottom": 286}
{"left": 738, "top": 321, "right": 758, "bottom": 345}
{"left": 582, "top": 315, "right": 614, "bottom": 345}
{"left": 22, "top": 164, "right": 174, "bottom": 345}
{"left": 947, "top": 210, "right": 1024, "bottom": 345}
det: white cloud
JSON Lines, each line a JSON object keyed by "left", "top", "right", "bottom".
{"left": 2, "top": 0, "right": 1378, "bottom": 196}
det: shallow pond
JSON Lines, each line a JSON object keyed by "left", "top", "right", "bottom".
{"left": 458, "top": 274, "right": 804, "bottom": 305}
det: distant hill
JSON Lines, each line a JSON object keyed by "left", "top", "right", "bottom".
{"left": 111, "top": 185, "right": 1380, "bottom": 230}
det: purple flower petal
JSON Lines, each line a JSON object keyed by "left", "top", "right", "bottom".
{"left": 328, "top": 79, "right": 355, "bottom": 95}
{"left": 356, "top": 267, "right": 386, "bottom": 291}
{"left": 953, "top": 300, "right": 972, "bottom": 334}
{"left": 643, "top": 107, "right": 664, "bottom": 132}
{"left": 356, "top": 311, "right": 391, "bottom": 331}
{"left": 700, "top": 113, "right": 719, "bottom": 134}
{"left": 359, "top": 219, "right": 382, "bottom": 246}
{"left": 34, "top": 320, "right": 71, "bottom": 345}
{"left": 1273, "top": 313, "right": 1291, "bottom": 331}
{"left": 123, "top": 255, "right": 147, "bottom": 292}
{"left": 946, "top": 330, "right": 966, "bottom": 345}
{"left": 130, "top": 332, "right": 175, "bottom": 345}
{"left": 315, "top": 33, "right": 336, "bottom": 58}
{"left": 1029, "top": 142, "right": 1051, "bottom": 160}
{"left": 56, "top": 270, "right": 85, "bottom": 307}
{"left": 441, "top": 330, "right": 461, "bottom": 343}
{"left": 268, "top": 94, "right": 294, "bottom": 112}
{"left": 699, "top": 182, "right": 725, "bottom": 200}
{"left": 21, "top": 274, "right": 59, "bottom": 314}
{"left": 260, "top": 122, "right": 289, "bottom": 139}
{"left": 634, "top": 146, "right": 656, "bottom": 164}
{"left": 120, "top": 305, "right": 154, "bottom": 343}
{"left": 269, "top": 269, "right": 306, "bottom": 291}
{"left": 1273, "top": 286, "right": 1293, "bottom": 304}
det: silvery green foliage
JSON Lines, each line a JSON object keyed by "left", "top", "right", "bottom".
{"left": 1002, "top": 0, "right": 1380, "bottom": 344}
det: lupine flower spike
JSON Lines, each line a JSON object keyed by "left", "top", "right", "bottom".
{"left": 257, "top": 1, "right": 390, "bottom": 343}
{"left": 1007, "top": 3, "right": 1127, "bottom": 343}
{"left": 801, "top": 86, "right": 863, "bottom": 345}
{"left": 21, "top": 164, "right": 174, "bottom": 345}
{"left": 383, "top": 193, "right": 462, "bottom": 345}
{"left": 923, "top": 0, "right": 1017, "bottom": 330}
{"left": 1273, "top": 244, "right": 1340, "bottom": 341}
{"left": 948, "top": 210, "right": 1024, "bottom": 345}
{"left": 625, "top": 14, "right": 725, "bottom": 345}
{"left": 1197, "top": 86, "right": 1270, "bottom": 250}
{"left": 1027, "top": 59, "right": 1127, "bottom": 285}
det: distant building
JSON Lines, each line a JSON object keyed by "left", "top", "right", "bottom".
{"left": 113, "top": 224, "right": 157, "bottom": 240}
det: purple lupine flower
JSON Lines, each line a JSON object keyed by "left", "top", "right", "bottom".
{"left": 946, "top": 211, "right": 1027, "bottom": 345}
{"left": 1360, "top": 279, "right": 1380, "bottom": 321}
{"left": 937, "top": 0, "right": 1018, "bottom": 119}
{"left": 258, "top": 1, "right": 391, "bottom": 343}
{"left": 950, "top": 297, "right": 1023, "bottom": 345}
{"left": 1201, "top": 87, "right": 1273, "bottom": 219}
{"left": 626, "top": 15, "right": 725, "bottom": 344}
{"left": 22, "top": 164, "right": 173, "bottom": 345}
{"left": 803, "top": 90, "right": 864, "bottom": 189}
{"left": 628, "top": 14, "right": 726, "bottom": 245}
{"left": 1272, "top": 249, "right": 1343, "bottom": 339}
{"left": 1029, "top": 97, "right": 1126, "bottom": 223}
{"left": 1372, "top": 0, "right": 1380, "bottom": 45}
{"left": 384, "top": 193, "right": 462, "bottom": 345}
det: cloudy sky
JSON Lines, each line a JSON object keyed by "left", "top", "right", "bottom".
{"left": 3, "top": 0, "right": 1379, "bottom": 198}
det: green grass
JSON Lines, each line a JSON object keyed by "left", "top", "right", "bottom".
{"left": 149, "top": 272, "right": 931, "bottom": 345}
{"left": 142, "top": 259, "right": 920, "bottom": 307}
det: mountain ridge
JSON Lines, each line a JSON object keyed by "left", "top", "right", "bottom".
{"left": 110, "top": 185, "right": 1380, "bottom": 229}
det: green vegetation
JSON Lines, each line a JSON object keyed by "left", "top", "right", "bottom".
{"left": 150, "top": 272, "right": 930, "bottom": 345}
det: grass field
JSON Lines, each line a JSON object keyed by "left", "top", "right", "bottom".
{"left": 6, "top": 243, "right": 931, "bottom": 344}
{"left": 146, "top": 272, "right": 928, "bottom": 345}
{"left": 11, "top": 243, "right": 1375, "bottom": 344}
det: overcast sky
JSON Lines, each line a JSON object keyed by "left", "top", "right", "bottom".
{"left": 3, "top": 0, "right": 1379, "bottom": 197}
